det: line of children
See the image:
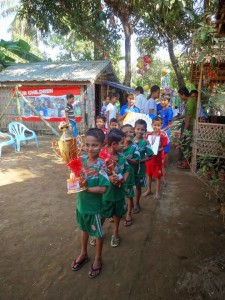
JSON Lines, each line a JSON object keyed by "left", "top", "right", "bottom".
{"left": 72, "top": 117, "right": 168, "bottom": 279}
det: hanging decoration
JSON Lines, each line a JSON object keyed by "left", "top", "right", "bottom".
{"left": 136, "top": 55, "right": 151, "bottom": 76}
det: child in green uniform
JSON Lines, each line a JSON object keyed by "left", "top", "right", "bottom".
{"left": 71, "top": 128, "right": 110, "bottom": 279}
{"left": 121, "top": 124, "right": 140, "bottom": 226}
{"left": 133, "top": 119, "right": 154, "bottom": 213}
{"left": 101, "top": 129, "right": 130, "bottom": 247}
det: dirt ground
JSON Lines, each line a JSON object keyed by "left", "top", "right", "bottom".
{"left": 0, "top": 136, "right": 225, "bottom": 300}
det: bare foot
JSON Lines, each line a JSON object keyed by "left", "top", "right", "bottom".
{"left": 142, "top": 190, "right": 152, "bottom": 197}
{"left": 154, "top": 193, "right": 160, "bottom": 200}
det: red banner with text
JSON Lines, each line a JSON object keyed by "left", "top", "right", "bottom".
{"left": 13, "top": 86, "right": 81, "bottom": 122}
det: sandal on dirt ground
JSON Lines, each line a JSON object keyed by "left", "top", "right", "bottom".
{"left": 71, "top": 256, "right": 89, "bottom": 271}
{"left": 110, "top": 235, "right": 120, "bottom": 247}
{"left": 177, "top": 163, "right": 190, "bottom": 170}
{"left": 124, "top": 219, "right": 134, "bottom": 227}
{"left": 90, "top": 236, "right": 96, "bottom": 246}
{"left": 88, "top": 263, "right": 102, "bottom": 278}
{"left": 132, "top": 204, "right": 141, "bottom": 214}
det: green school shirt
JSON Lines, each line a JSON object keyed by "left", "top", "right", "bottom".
{"left": 122, "top": 143, "right": 140, "bottom": 186}
{"left": 102, "top": 153, "right": 130, "bottom": 202}
{"left": 133, "top": 138, "right": 154, "bottom": 177}
{"left": 185, "top": 98, "right": 197, "bottom": 126}
{"left": 76, "top": 155, "right": 110, "bottom": 214}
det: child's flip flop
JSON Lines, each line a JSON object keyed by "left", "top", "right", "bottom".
{"left": 124, "top": 219, "right": 134, "bottom": 227}
{"left": 71, "top": 256, "right": 89, "bottom": 271}
{"left": 88, "top": 263, "right": 102, "bottom": 278}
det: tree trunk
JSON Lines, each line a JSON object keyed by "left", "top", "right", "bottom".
{"left": 94, "top": 41, "right": 110, "bottom": 60}
{"left": 123, "top": 23, "right": 132, "bottom": 87}
{"left": 167, "top": 39, "right": 185, "bottom": 89}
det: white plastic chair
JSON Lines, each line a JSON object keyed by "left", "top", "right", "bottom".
{"left": 0, "top": 131, "right": 16, "bottom": 157}
{"left": 8, "top": 122, "right": 38, "bottom": 152}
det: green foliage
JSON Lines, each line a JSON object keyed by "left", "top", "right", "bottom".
{"left": 0, "top": 39, "right": 42, "bottom": 69}
{"left": 190, "top": 4, "right": 225, "bottom": 64}
{"left": 18, "top": 0, "right": 121, "bottom": 59}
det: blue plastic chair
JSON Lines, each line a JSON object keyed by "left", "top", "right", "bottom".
{"left": 0, "top": 131, "right": 16, "bottom": 157}
{"left": 8, "top": 122, "right": 38, "bottom": 152}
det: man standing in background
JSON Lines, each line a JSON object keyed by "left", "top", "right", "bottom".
{"left": 144, "top": 85, "right": 160, "bottom": 119}
{"left": 135, "top": 86, "right": 147, "bottom": 113}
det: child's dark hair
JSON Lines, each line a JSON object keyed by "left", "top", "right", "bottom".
{"left": 95, "top": 115, "right": 106, "bottom": 123}
{"left": 178, "top": 87, "right": 190, "bottom": 97}
{"left": 85, "top": 128, "right": 105, "bottom": 144}
{"left": 106, "top": 128, "right": 125, "bottom": 146}
{"left": 190, "top": 89, "right": 198, "bottom": 95}
{"left": 134, "top": 119, "right": 147, "bottom": 130}
{"left": 135, "top": 86, "right": 144, "bottom": 94}
{"left": 152, "top": 116, "right": 163, "bottom": 124}
{"left": 66, "top": 93, "right": 74, "bottom": 100}
{"left": 150, "top": 85, "right": 160, "bottom": 96}
{"left": 110, "top": 118, "right": 118, "bottom": 124}
{"left": 121, "top": 124, "right": 133, "bottom": 131}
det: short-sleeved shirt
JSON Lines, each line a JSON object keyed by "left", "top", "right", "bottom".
{"left": 76, "top": 156, "right": 110, "bottom": 214}
{"left": 106, "top": 103, "right": 117, "bottom": 127}
{"left": 102, "top": 153, "right": 130, "bottom": 202}
{"left": 146, "top": 131, "right": 168, "bottom": 166}
{"left": 100, "top": 104, "right": 107, "bottom": 118}
{"left": 160, "top": 107, "right": 173, "bottom": 130}
{"left": 120, "top": 104, "right": 140, "bottom": 116}
{"left": 122, "top": 143, "right": 140, "bottom": 186}
{"left": 133, "top": 138, "right": 154, "bottom": 176}
{"left": 185, "top": 98, "right": 197, "bottom": 125}
{"left": 157, "top": 103, "right": 163, "bottom": 114}
{"left": 65, "top": 103, "right": 75, "bottom": 121}
{"left": 144, "top": 98, "right": 157, "bottom": 116}
{"left": 135, "top": 94, "right": 147, "bottom": 113}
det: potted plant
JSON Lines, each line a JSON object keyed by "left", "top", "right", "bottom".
{"left": 198, "top": 155, "right": 215, "bottom": 180}
{"left": 218, "top": 167, "right": 225, "bottom": 181}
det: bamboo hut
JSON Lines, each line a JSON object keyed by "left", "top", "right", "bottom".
{"left": 0, "top": 61, "right": 129, "bottom": 134}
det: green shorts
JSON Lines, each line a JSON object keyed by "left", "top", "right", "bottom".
{"left": 101, "top": 199, "right": 127, "bottom": 218}
{"left": 124, "top": 184, "right": 136, "bottom": 198}
{"left": 135, "top": 176, "right": 147, "bottom": 188}
{"left": 76, "top": 209, "right": 103, "bottom": 238}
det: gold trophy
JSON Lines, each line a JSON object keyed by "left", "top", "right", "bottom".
{"left": 52, "top": 122, "right": 87, "bottom": 194}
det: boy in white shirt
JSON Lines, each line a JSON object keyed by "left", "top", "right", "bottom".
{"left": 106, "top": 95, "right": 118, "bottom": 129}
{"left": 135, "top": 86, "right": 147, "bottom": 113}
{"left": 144, "top": 85, "right": 160, "bottom": 119}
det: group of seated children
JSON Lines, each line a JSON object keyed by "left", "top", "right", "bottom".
{"left": 71, "top": 116, "right": 168, "bottom": 279}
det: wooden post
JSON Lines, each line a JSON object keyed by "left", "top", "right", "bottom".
{"left": 0, "top": 91, "right": 15, "bottom": 122}
{"left": 15, "top": 87, "right": 22, "bottom": 122}
{"left": 191, "top": 63, "right": 203, "bottom": 173}
{"left": 17, "top": 89, "right": 60, "bottom": 136}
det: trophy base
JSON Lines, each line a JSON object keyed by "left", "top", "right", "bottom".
{"left": 67, "top": 187, "right": 87, "bottom": 194}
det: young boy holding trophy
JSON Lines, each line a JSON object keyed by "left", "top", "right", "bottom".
{"left": 71, "top": 128, "right": 110, "bottom": 279}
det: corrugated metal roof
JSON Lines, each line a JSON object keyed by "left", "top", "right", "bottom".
{"left": 0, "top": 60, "right": 119, "bottom": 83}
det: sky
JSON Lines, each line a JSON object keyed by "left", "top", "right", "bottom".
{"left": 0, "top": 11, "right": 170, "bottom": 66}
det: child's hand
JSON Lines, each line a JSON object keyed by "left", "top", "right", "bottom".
{"left": 109, "top": 174, "right": 119, "bottom": 185}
